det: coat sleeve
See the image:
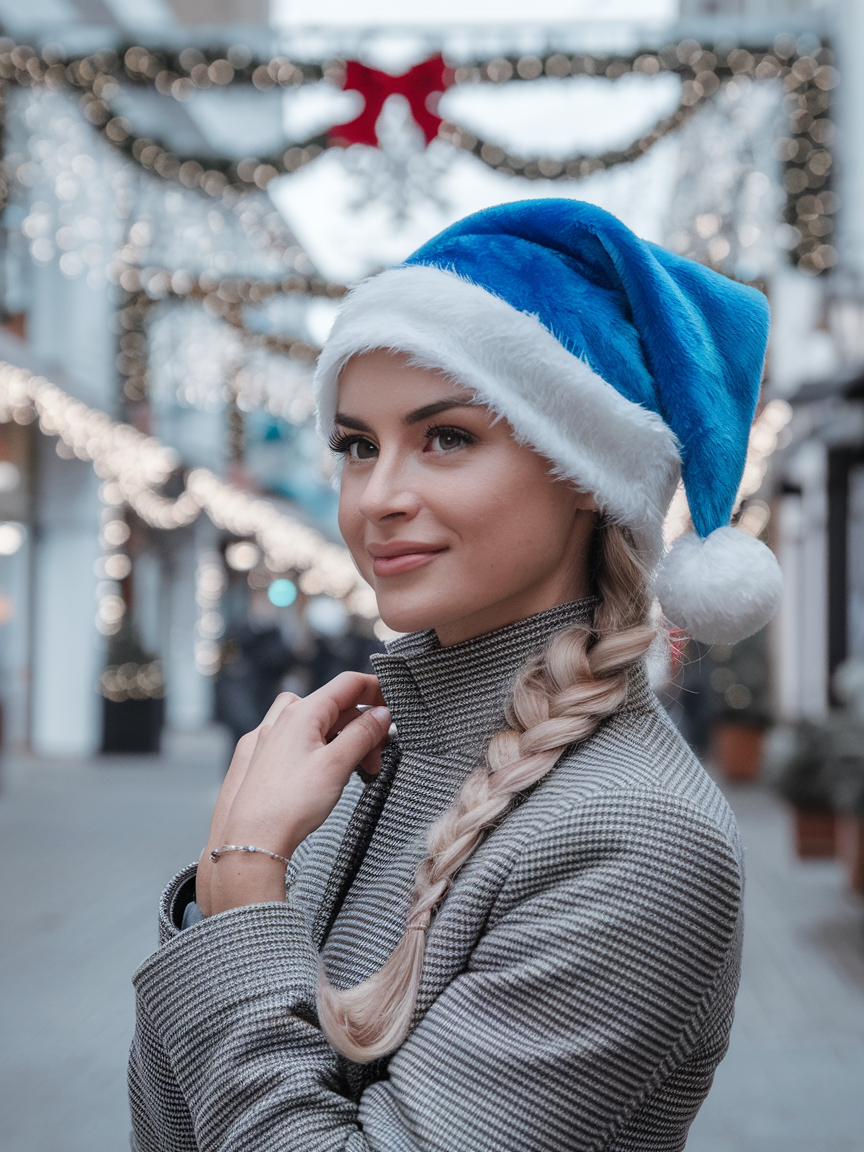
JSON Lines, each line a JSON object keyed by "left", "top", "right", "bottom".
{"left": 130, "top": 790, "right": 742, "bottom": 1152}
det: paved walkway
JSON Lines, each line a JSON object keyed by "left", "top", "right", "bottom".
{"left": 687, "top": 783, "right": 864, "bottom": 1152}
{"left": 0, "top": 730, "right": 229, "bottom": 1152}
{"left": 0, "top": 735, "right": 862, "bottom": 1152}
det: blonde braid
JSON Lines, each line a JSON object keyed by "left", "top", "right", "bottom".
{"left": 317, "top": 521, "right": 655, "bottom": 1063}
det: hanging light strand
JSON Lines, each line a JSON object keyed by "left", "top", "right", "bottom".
{"left": 0, "top": 36, "right": 837, "bottom": 272}
{"left": 114, "top": 273, "right": 343, "bottom": 403}
{"left": 0, "top": 360, "right": 376, "bottom": 617}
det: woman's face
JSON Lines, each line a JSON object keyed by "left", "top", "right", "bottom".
{"left": 335, "top": 350, "right": 597, "bottom": 646}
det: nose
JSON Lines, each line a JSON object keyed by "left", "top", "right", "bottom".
{"left": 357, "top": 448, "right": 421, "bottom": 524}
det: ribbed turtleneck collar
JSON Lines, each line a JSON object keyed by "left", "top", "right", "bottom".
{"left": 371, "top": 598, "right": 652, "bottom": 758}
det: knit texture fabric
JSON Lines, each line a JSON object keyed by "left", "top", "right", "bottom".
{"left": 129, "top": 600, "right": 743, "bottom": 1152}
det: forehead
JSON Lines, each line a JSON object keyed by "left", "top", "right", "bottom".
{"left": 337, "top": 349, "right": 475, "bottom": 409}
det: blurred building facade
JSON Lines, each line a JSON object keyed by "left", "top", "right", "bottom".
{"left": 0, "top": 2, "right": 370, "bottom": 756}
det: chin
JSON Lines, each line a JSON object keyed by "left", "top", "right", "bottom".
{"left": 374, "top": 586, "right": 462, "bottom": 637}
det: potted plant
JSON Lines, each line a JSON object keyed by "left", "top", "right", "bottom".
{"left": 100, "top": 622, "right": 165, "bottom": 754}
{"left": 764, "top": 720, "right": 837, "bottom": 858}
{"left": 823, "top": 722, "right": 864, "bottom": 892}
{"left": 709, "top": 629, "right": 772, "bottom": 782}
{"left": 826, "top": 661, "right": 864, "bottom": 893}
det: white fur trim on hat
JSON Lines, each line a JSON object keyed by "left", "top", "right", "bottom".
{"left": 655, "top": 527, "right": 783, "bottom": 644}
{"left": 314, "top": 264, "right": 681, "bottom": 565}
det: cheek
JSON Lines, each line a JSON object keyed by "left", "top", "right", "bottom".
{"left": 445, "top": 454, "right": 570, "bottom": 553}
{"left": 416, "top": 468, "right": 572, "bottom": 607}
{"left": 337, "top": 477, "right": 368, "bottom": 566}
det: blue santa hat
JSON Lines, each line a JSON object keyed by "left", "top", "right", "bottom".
{"left": 315, "top": 199, "right": 782, "bottom": 645}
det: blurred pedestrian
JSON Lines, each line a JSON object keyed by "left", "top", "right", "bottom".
{"left": 214, "top": 621, "right": 293, "bottom": 753}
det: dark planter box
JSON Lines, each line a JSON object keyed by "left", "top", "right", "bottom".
{"left": 102, "top": 696, "right": 164, "bottom": 754}
{"left": 793, "top": 808, "right": 836, "bottom": 859}
{"left": 836, "top": 814, "right": 864, "bottom": 894}
{"left": 712, "top": 722, "right": 765, "bottom": 782}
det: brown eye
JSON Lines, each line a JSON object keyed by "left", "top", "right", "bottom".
{"left": 350, "top": 438, "right": 378, "bottom": 460}
{"left": 428, "top": 429, "right": 471, "bottom": 452}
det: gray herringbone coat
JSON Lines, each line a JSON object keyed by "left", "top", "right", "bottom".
{"left": 129, "top": 599, "right": 743, "bottom": 1152}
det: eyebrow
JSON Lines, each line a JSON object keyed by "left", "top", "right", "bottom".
{"left": 405, "top": 399, "right": 477, "bottom": 425}
{"left": 334, "top": 399, "right": 477, "bottom": 433}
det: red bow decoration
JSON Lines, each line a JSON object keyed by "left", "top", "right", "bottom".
{"left": 329, "top": 56, "right": 451, "bottom": 148}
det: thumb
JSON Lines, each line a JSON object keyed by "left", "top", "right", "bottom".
{"left": 328, "top": 705, "right": 391, "bottom": 772}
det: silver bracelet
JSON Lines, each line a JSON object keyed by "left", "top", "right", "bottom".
{"left": 210, "top": 844, "right": 291, "bottom": 866}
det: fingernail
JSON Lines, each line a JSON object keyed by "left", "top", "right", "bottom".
{"left": 370, "top": 706, "right": 390, "bottom": 724}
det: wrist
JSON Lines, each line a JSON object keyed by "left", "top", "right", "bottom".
{"left": 208, "top": 850, "right": 289, "bottom": 915}
{"left": 219, "top": 816, "right": 304, "bottom": 864}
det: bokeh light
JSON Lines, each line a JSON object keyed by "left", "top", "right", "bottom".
{"left": 0, "top": 522, "right": 25, "bottom": 555}
{"left": 225, "top": 540, "right": 261, "bottom": 570}
{"left": 267, "top": 577, "right": 297, "bottom": 607}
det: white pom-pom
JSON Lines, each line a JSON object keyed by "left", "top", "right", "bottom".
{"left": 655, "top": 526, "right": 782, "bottom": 645}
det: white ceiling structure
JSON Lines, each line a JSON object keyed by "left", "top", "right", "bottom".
{"left": 0, "top": 0, "right": 269, "bottom": 49}
{"left": 0, "top": 0, "right": 678, "bottom": 47}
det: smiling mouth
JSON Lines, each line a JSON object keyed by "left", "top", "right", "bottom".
{"left": 369, "top": 545, "right": 447, "bottom": 578}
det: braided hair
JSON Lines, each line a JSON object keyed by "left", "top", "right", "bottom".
{"left": 317, "top": 519, "right": 655, "bottom": 1062}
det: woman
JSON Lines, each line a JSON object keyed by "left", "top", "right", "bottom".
{"left": 129, "top": 200, "right": 781, "bottom": 1151}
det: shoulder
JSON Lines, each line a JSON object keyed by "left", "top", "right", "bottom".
{"left": 543, "top": 696, "right": 740, "bottom": 853}
{"left": 484, "top": 700, "right": 743, "bottom": 918}
{"left": 474, "top": 775, "right": 743, "bottom": 985}
{"left": 503, "top": 777, "right": 742, "bottom": 898}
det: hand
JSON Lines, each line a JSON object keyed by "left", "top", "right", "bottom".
{"left": 196, "top": 672, "right": 391, "bottom": 917}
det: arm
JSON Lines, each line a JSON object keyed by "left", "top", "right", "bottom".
{"left": 196, "top": 676, "right": 392, "bottom": 918}
{"left": 131, "top": 790, "right": 742, "bottom": 1152}
{"left": 129, "top": 674, "right": 391, "bottom": 1152}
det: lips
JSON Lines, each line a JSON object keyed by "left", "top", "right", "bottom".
{"left": 368, "top": 541, "right": 446, "bottom": 578}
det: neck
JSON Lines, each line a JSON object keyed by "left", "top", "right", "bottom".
{"left": 434, "top": 572, "right": 593, "bottom": 648}
{"left": 374, "top": 597, "right": 604, "bottom": 757}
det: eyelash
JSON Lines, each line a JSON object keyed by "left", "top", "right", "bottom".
{"left": 328, "top": 424, "right": 477, "bottom": 457}
{"left": 328, "top": 429, "right": 365, "bottom": 455}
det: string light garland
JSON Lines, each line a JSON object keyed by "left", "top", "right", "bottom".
{"left": 100, "top": 659, "right": 165, "bottom": 701}
{"left": 443, "top": 45, "right": 716, "bottom": 180}
{"left": 113, "top": 267, "right": 345, "bottom": 403}
{"left": 0, "top": 39, "right": 331, "bottom": 200}
{"left": 96, "top": 484, "right": 168, "bottom": 688}
{"left": 195, "top": 551, "right": 227, "bottom": 675}
{"left": 0, "top": 35, "right": 837, "bottom": 273}
{"left": 96, "top": 495, "right": 133, "bottom": 636}
{"left": 445, "top": 39, "right": 838, "bottom": 275}
{"left": 0, "top": 360, "right": 377, "bottom": 617}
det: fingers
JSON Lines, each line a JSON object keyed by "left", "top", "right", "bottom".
{"left": 208, "top": 731, "right": 256, "bottom": 837}
{"left": 303, "top": 672, "right": 385, "bottom": 734}
{"left": 325, "top": 705, "right": 391, "bottom": 771}
{"left": 327, "top": 704, "right": 379, "bottom": 741}
{"left": 203, "top": 695, "right": 300, "bottom": 862}
{"left": 258, "top": 674, "right": 384, "bottom": 756}
{"left": 259, "top": 691, "right": 301, "bottom": 730}
{"left": 358, "top": 744, "right": 383, "bottom": 778}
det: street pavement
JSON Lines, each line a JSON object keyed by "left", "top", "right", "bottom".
{"left": 0, "top": 732, "right": 862, "bottom": 1152}
{"left": 687, "top": 782, "right": 864, "bottom": 1152}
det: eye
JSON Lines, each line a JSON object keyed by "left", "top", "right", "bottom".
{"left": 349, "top": 438, "right": 379, "bottom": 460}
{"left": 425, "top": 425, "right": 474, "bottom": 453}
{"left": 328, "top": 430, "right": 379, "bottom": 460}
